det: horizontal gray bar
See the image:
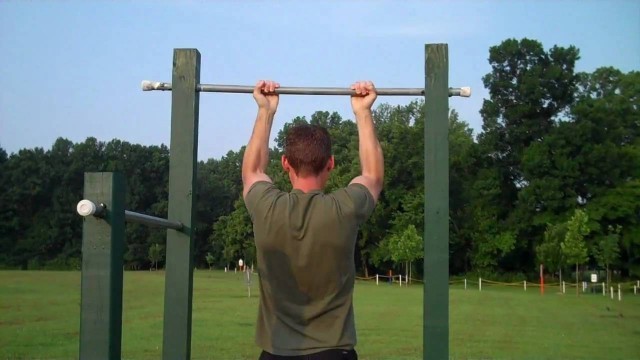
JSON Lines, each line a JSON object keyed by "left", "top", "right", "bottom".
{"left": 125, "top": 210, "right": 183, "bottom": 230}
{"left": 141, "top": 80, "right": 471, "bottom": 97}
{"left": 200, "top": 84, "right": 427, "bottom": 96}
{"left": 77, "top": 199, "right": 183, "bottom": 230}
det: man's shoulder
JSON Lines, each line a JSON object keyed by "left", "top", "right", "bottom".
{"left": 247, "top": 180, "right": 277, "bottom": 195}
{"left": 244, "top": 181, "right": 286, "bottom": 218}
{"left": 329, "top": 183, "right": 374, "bottom": 199}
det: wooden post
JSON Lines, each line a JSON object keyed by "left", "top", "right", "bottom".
{"left": 162, "top": 49, "right": 200, "bottom": 360}
{"left": 79, "top": 172, "right": 125, "bottom": 360}
{"left": 424, "top": 43, "right": 449, "bottom": 360}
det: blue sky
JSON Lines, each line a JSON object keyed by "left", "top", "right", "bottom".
{"left": 1, "top": 0, "right": 638, "bottom": 161}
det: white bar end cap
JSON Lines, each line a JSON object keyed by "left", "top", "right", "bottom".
{"left": 77, "top": 200, "right": 97, "bottom": 216}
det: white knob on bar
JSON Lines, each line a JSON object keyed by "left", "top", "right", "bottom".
{"left": 459, "top": 87, "right": 471, "bottom": 97}
{"left": 77, "top": 199, "right": 101, "bottom": 216}
{"left": 141, "top": 80, "right": 171, "bottom": 91}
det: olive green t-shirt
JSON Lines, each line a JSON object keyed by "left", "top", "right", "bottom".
{"left": 244, "top": 181, "right": 376, "bottom": 356}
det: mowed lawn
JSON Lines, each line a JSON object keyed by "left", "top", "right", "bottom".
{"left": 1, "top": 271, "right": 639, "bottom": 360}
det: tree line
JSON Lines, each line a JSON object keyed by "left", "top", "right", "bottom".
{"left": 1, "top": 38, "right": 638, "bottom": 281}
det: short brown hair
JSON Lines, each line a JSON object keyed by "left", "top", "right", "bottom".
{"left": 284, "top": 124, "right": 332, "bottom": 176}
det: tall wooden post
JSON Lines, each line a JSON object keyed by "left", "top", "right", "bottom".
{"left": 162, "top": 49, "right": 200, "bottom": 360}
{"left": 423, "top": 43, "right": 449, "bottom": 360}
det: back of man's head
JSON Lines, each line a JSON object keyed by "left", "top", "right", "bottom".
{"left": 284, "top": 124, "right": 332, "bottom": 177}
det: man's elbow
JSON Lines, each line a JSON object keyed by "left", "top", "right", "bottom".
{"left": 363, "top": 171, "right": 384, "bottom": 187}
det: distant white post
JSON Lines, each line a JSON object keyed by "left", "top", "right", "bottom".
{"left": 618, "top": 284, "right": 621, "bottom": 301}
{"left": 610, "top": 286, "right": 614, "bottom": 299}
{"left": 464, "top": 279, "right": 467, "bottom": 290}
{"left": 479, "top": 278, "right": 482, "bottom": 291}
{"left": 376, "top": 274, "right": 379, "bottom": 286}
{"left": 245, "top": 267, "right": 252, "bottom": 298}
{"left": 524, "top": 281, "right": 527, "bottom": 291}
{"left": 602, "top": 282, "right": 605, "bottom": 296}
{"left": 562, "top": 281, "right": 566, "bottom": 294}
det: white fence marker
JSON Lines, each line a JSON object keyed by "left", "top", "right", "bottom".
{"left": 399, "top": 275, "right": 402, "bottom": 287}
{"left": 479, "top": 278, "right": 482, "bottom": 291}
{"left": 524, "top": 281, "right": 527, "bottom": 291}
{"left": 602, "top": 282, "right": 605, "bottom": 296}
{"left": 610, "top": 286, "right": 614, "bottom": 299}
{"left": 562, "top": 281, "right": 565, "bottom": 294}
{"left": 376, "top": 274, "right": 379, "bottom": 286}
{"left": 464, "top": 278, "right": 467, "bottom": 290}
{"left": 618, "top": 284, "right": 621, "bottom": 301}
{"left": 634, "top": 285, "right": 637, "bottom": 295}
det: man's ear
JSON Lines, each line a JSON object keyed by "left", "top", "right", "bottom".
{"left": 326, "top": 156, "right": 335, "bottom": 172}
{"left": 281, "top": 155, "right": 291, "bottom": 172}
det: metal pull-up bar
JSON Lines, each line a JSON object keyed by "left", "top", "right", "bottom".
{"left": 77, "top": 199, "right": 183, "bottom": 230}
{"left": 141, "top": 80, "right": 472, "bottom": 97}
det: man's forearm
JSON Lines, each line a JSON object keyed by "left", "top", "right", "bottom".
{"left": 355, "top": 110, "right": 384, "bottom": 182}
{"left": 242, "top": 109, "right": 275, "bottom": 178}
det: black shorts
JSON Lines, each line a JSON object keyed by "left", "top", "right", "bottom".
{"left": 259, "top": 349, "right": 358, "bottom": 360}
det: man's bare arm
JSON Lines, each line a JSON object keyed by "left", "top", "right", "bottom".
{"left": 242, "top": 80, "right": 279, "bottom": 199}
{"left": 349, "top": 81, "right": 384, "bottom": 202}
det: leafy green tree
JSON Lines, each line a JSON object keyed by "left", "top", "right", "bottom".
{"left": 148, "top": 243, "right": 165, "bottom": 271}
{"left": 536, "top": 223, "right": 567, "bottom": 285}
{"left": 205, "top": 252, "right": 215, "bottom": 270}
{"left": 562, "top": 209, "right": 591, "bottom": 295}
{"left": 210, "top": 198, "right": 254, "bottom": 270}
{"left": 593, "top": 225, "right": 621, "bottom": 286}
{"left": 477, "top": 38, "right": 581, "bottom": 272}
{"left": 373, "top": 225, "right": 423, "bottom": 281}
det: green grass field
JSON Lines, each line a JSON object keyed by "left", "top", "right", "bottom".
{"left": 1, "top": 271, "right": 639, "bottom": 360}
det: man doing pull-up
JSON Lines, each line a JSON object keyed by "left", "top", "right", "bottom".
{"left": 242, "top": 80, "right": 384, "bottom": 360}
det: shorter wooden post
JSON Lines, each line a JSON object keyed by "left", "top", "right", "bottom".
{"left": 79, "top": 172, "right": 125, "bottom": 360}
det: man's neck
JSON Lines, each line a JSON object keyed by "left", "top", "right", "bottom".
{"left": 292, "top": 176, "right": 324, "bottom": 193}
